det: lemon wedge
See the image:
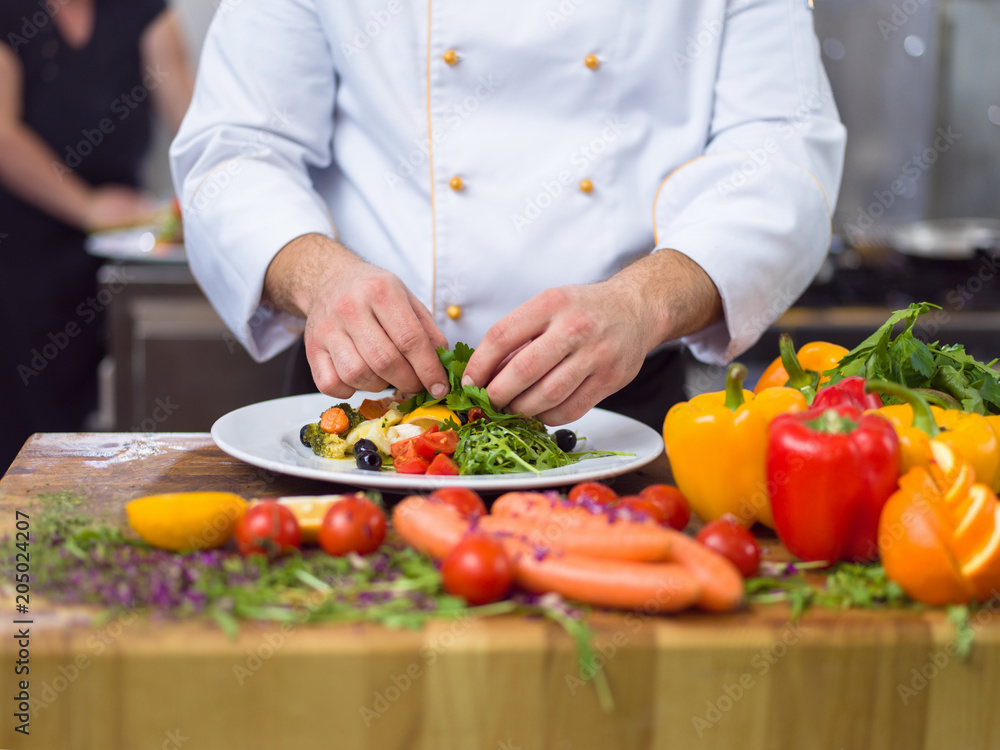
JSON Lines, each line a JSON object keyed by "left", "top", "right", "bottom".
{"left": 401, "top": 404, "right": 461, "bottom": 431}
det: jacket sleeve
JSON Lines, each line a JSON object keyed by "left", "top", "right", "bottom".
{"left": 654, "top": 0, "right": 847, "bottom": 365}
{"left": 169, "top": 0, "right": 337, "bottom": 362}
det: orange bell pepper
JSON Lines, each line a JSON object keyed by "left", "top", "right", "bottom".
{"left": 867, "top": 381, "right": 1000, "bottom": 493}
{"left": 879, "top": 442, "right": 1000, "bottom": 605}
{"left": 753, "top": 334, "right": 848, "bottom": 395}
{"left": 663, "top": 363, "right": 808, "bottom": 529}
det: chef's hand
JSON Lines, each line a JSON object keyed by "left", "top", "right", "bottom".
{"left": 264, "top": 233, "right": 450, "bottom": 399}
{"left": 83, "top": 186, "right": 159, "bottom": 232}
{"left": 462, "top": 249, "right": 723, "bottom": 425}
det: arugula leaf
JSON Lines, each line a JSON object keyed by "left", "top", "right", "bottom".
{"left": 824, "top": 303, "right": 1000, "bottom": 415}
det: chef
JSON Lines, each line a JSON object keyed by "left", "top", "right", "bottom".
{"left": 170, "top": 0, "right": 846, "bottom": 428}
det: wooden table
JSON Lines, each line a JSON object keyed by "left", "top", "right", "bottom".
{"left": 2, "top": 434, "right": 999, "bottom": 750}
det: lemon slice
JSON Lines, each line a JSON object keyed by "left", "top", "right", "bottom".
{"left": 401, "top": 404, "right": 461, "bottom": 431}
{"left": 126, "top": 492, "right": 247, "bottom": 552}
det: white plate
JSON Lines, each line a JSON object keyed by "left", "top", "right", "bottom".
{"left": 211, "top": 392, "right": 664, "bottom": 491}
{"left": 86, "top": 226, "right": 186, "bottom": 264}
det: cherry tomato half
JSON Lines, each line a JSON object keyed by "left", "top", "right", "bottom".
{"left": 425, "top": 453, "right": 460, "bottom": 475}
{"left": 319, "top": 497, "right": 387, "bottom": 556}
{"left": 638, "top": 484, "right": 692, "bottom": 531}
{"left": 441, "top": 534, "right": 514, "bottom": 605}
{"left": 427, "top": 487, "right": 487, "bottom": 519}
{"left": 567, "top": 481, "right": 618, "bottom": 507}
{"left": 415, "top": 429, "right": 459, "bottom": 460}
{"left": 696, "top": 518, "right": 760, "bottom": 577}
{"left": 235, "top": 502, "right": 302, "bottom": 559}
{"left": 393, "top": 441, "right": 431, "bottom": 474}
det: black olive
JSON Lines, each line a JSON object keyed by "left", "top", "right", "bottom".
{"left": 354, "top": 438, "right": 378, "bottom": 455}
{"left": 299, "top": 424, "right": 312, "bottom": 447}
{"left": 356, "top": 451, "right": 382, "bottom": 471}
{"left": 458, "top": 411, "right": 469, "bottom": 425}
{"left": 554, "top": 429, "right": 577, "bottom": 452}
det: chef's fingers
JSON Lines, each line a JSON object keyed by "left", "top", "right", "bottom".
{"left": 326, "top": 331, "right": 395, "bottom": 394}
{"left": 506, "top": 349, "right": 593, "bottom": 419}
{"left": 407, "top": 289, "right": 450, "bottom": 352}
{"left": 306, "top": 339, "right": 358, "bottom": 399}
{"left": 463, "top": 292, "right": 555, "bottom": 393}
{"left": 478, "top": 333, "right": 576, "bottom": 411}
{"left": 371, "top": 296, "right": 450, "bottom": 398}
{"left": 533, "top": 373, "right": 610, "bottom": 427}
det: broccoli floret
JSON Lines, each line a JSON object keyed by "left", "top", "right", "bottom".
{"left": 302, "top": 422, "right": 350, "bottom": 459}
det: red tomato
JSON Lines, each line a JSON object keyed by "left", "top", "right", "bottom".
{"left": 415, "top": 429, "right": 459, "bottom": 460}
{"left": 467, "top": 407, "right": 487, "bottom": 423}
{"left": 235, "top": 502, "right": 301, "bottom": 559}
{"left": 638, "top": 484, "right": 692, "bottom": 531}
{"left": 393, "top": 441, "right": 430, "bottom": 474}
{"left": 427, "top": 487, "right": 487, "bottom": 519}
{"left": 319, "top": 497, "right": 387, "bottom": 556}
{"left": 696, "top": 518, "right": 760, "bottom": 577}
{"left": 567, "top": 481, "right": 618, "bottom": 507}
{"left": 441, "top": 534, "right": 514, "bottom": 605}
{"left": 616, "top": 496, "right": 669, "bottom": 525}
{"left": 425, "top": 453, "right": 459, "bottom": 475}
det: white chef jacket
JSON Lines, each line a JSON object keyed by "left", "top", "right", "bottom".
{"left": 170, "top": 0, "right": 846, "bottom": 367}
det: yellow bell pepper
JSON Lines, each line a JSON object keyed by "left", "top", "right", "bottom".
{"left": 753, "top": 334, "right": 848, "bottom": 395}
{"left": 867, "top": 381, "right": 1000, "bottom": 492}
{"left": 663, "top": 363, "right": 808, "bottom": 528}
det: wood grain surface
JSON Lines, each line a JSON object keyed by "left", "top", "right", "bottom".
{"left": 2, "top": 433, "right": 999, "bottom": 750}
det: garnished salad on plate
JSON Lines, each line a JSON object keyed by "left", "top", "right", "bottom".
{"left": 299, "top": 343, "right": 629, "bottom": 475}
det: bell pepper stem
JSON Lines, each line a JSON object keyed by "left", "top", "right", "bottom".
{"left": 779, "top": 333, "right": 817, "bottom": 394}
{"left": 864, "top": 380, "right": 941, "bottom": 437}
{"left": 724, "top": 363, "right": 748, "bottom": 411}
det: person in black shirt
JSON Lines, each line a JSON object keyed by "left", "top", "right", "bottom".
{"left": 0, "top": 0, "right": 193, "bottom": 471}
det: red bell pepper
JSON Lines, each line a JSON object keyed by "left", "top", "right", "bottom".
{"left": 812, "top": 376, "right": 883, "bottom": 412}
{"left": 766, "top": 406, "right": 900, "bottom": 562}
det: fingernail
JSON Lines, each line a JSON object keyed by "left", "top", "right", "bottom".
{"left": 461, "top": 376, "right": 474, "bottom": 388}
{"left": 431, "top": 383, "right": 448, "bottom": 399}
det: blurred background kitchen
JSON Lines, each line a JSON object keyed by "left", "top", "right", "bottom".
{"left": 4, "top": 0, "right": 1000, "bottom": 469}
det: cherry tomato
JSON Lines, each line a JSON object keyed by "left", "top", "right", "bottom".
{"left": 467, "top": 407, "right": 487, "bottom": 423}
{"left": 441, "top": 534, "right": 514, "bottom": 605}
{"left": 696, "top": 518, "right": 760, "bottom": 577}
{"left": 415, "top": 429, "right": 459, "bottom": 460}
{"left": 427, "top": 487, "right": 487, "bottom": 519}
{"left": 638, "top": 484, "right": 692, "bottom": 531}
{"left": 235, "top": 502, "right": 301, "bottom": 559}
{"left": 567, "top": 481, "right": 618, "bottom": 507}
{"left": 616, "top": 496, "right": 669, "bottom": 525}
{"left": 393, "top": 441, "right": 430, "bottom": 474}
{"left": 319, "top": 497, "right": 387, "bottom": 556}
{"left": 425, "top": 453, "right": 460, "bottom": 475}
